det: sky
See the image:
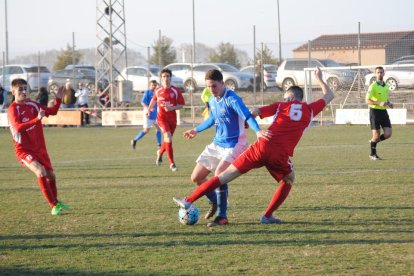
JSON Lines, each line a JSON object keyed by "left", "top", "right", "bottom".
{"left": 0, "top": 0, "right": 413, "bottom": 60}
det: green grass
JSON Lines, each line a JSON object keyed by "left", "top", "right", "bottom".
{"left": 0, "top": 125, "right": 413, "bottom": 275}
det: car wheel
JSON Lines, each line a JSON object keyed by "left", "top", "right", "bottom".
{"left": 386, "top": 78, "right": 397, "bottom": 91}
{"left": 48, "top": 83, "right": 59, "bottom": 94}
{"left": 282, "top": 78, "right": 295, "bottom": 91}
{"left": 184, "top": 79, "right": 196, "bottom": 93}
{"left": 327, "top": 77, "right": 339, "bottom": 92}
{"left": 224, "top": 79, "right": 238, "bottom": 91}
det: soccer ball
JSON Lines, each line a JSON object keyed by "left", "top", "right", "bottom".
{"left": 178, "top": 205, "right": 199, "bottom": 225}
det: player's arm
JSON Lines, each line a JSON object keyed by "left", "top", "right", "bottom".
{"left": 147, "top": 96, "right": 157, "bottom": 117}
{"left": 184, "top": 115, "right": 215, "bottom": 139}
{"left": 45, "top": 86, "right": 63, "bottom": 116}
{"left": 315, "top": 67, "right": 334, "bottom": 104}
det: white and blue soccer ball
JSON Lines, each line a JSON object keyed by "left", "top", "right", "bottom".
{"left": 178, "top": 205, "right": 199, "bottom": 225}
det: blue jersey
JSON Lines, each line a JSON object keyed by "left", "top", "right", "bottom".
{"left": 142, "top": 89, "right": 157, "bottom": 120}
{"left": 196, "top": 89, "right": 254, "bottom": 148}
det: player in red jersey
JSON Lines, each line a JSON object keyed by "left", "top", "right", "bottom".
{"left": 7, "top": 78, "right": 69, "bottom": 215}
{"left": 147, "top": 68, "right": 185, "bottom": 172}
{"left": 174, "top": 67, "right": 334, "bottom": 224}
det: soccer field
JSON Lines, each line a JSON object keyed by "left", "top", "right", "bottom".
{"left": 0, "top": 125, "right": 413, "bottom": 275}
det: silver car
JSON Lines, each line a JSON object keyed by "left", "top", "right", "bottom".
{"left": 0, "top": 64, "right": 51, "bottom": 92}
{"left": 118, "top": 66, "right": 184, "bottom": 92}
{"left": 276, "top": 58, "right": 356, "bottom": 92}
{"left": 240, "top": 64, "right": 277, "bottom": 90}
{"left": 364, "top": 60, "right": 414, "bottom": 91}
{"left": 182, "top": 63, "right": 253, "bottom": 92}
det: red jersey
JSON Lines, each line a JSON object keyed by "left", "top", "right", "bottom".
{"left": 259, "top": 99, "right": 326, "bottom": 156}
{"left": 153, "top": 85, "right": 185, "bottom": 123}
{"left": 8, "top": 99, "right": 61, "bottom": 156}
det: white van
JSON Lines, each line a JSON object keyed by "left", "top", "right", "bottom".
{"left": 0, "top": 64, "right": 52, "bottom": 92}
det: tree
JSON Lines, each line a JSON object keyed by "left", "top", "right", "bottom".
{"left": 177, "top": 42, "right": 213, "bottom": 63}
{"left": 254, "top": 44, "right": 278, "bottom": 65}
{"left": 52, "top": 44, "right": 82, "bottom": 71}
{"left": 208, "top": 42, "right": 241, "bottom": 68}
{"left": 149, "top": 36, "right": 176, "bottom": 67}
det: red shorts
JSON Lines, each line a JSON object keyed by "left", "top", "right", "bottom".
{"left": 158, "top": 119, "right": 177, "bottom": 135}
{"left": 17, "top": 151, "right": 53, "bottom": 171}
{"left": 232, "top": 139, "right": 293, "bottom": 182}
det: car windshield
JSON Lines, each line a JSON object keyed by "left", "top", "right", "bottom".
{"left": 149, "top": 67, "right": 160, "bottom": 75}
{"left": 78, "top": 69, "right": 96, "bottom": 77}
{"left": 264, "top": 65, "right": 277, "bottom": 73}
{"left": 319, "top": 59, "right": 341, "bottom": 67}
{"left": 216, "top": 64, "right": 239, "bottom": 72}
{"left": 24, "top": 66, "right": 50, "bottom": 73}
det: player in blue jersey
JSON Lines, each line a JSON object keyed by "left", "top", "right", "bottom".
{"left": 131, "top": 80, "right": 162, "bottom": 150}
{"left": 183, "top": 69, "right": 270, "bottom": 227}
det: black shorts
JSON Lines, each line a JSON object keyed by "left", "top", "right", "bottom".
{"left": 369, "top": 108, "right": 391, "bottom": 130}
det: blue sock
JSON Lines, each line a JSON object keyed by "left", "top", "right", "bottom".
{"left": 134, "top": 131, "right": 146, "bottom": 141}
{"left": 156, "top": 130, "right": 162, "bottom": 146}
{"left": 205, "top": 190, "right": 217, "bottom": 205}
{"left": 216, "top": 183, "right": 228, "bottom": 218}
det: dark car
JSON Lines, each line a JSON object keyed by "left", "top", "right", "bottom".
{"left": 47, "top": 68, "right": 108, "bottom": 94}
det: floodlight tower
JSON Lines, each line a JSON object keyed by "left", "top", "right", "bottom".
{"left": 95, "top": 0, "right": 128, "bottom": 108}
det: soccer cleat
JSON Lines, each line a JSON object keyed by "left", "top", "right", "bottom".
{"left": 173, "top": 197, "right": 192, "bottom": 209}
{"left": 156, "top": 150, "right": 163, "bottom": 166}
{"left": 207, "top": 216, "right": 228, "bottom": 227}
{"left": 204, "top": 202, "right": 218, "bottom": 220}
{"left": 260, "top": 215, "right": 283, "bottom": 224}
{"left": 131, "top": 139, "right": 136, "bottom": 150}
{"left": 57, "top": 201, "right": 69, "bottom": 210}
{"left": 170, "top": 163, "right": 177, "bottom": 172}
{"left": 369, "top": 154, "right": 382, "bottom": 161}
{"left": 51, "top": 205, "right": 62, "bottom": 215}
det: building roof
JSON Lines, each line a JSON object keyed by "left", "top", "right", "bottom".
{"left": 294, "top": 31, "right": 414, "bottom": 51}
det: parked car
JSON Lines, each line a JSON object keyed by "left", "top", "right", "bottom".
{"left": 276, "top": 58, "right": 357, "bottom": 92}
{"left": 392, "top": 55, "right": 414, "bottom": 63}
{"left": 364, "top": 60, "right": 414, "bottom": 91}
{"left": 0, "top": 64, "right": 51, "bottom": 92}
{"left": 182, "top": 63, "right": 253, "bottom": 92}
{"left": 163, "top": 63, "right": 194, "bottom": 80}
{"left": 240, "top": 64, "right": 277, "bottom": 90}
{"left": 118, "top": 66, "right": 184, "bottom": 92}
{"left": 47, "top": 68, "right": 108, "bottom": 93}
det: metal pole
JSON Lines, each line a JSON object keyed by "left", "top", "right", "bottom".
{"left": 38, "top": 51, "right": 40, "bottom": 94}
{"left": 72, "top": 32, "right": 76, "bottom": 88}
{"left": 5, "top": 0, "right": 9, "bottom": 64}
{"left": 158, "top": 30, "right": 162, "bottom": 68}
{"left": 191, "top": 0, "right": 195, "bottom": 126}
{"left": 358, "top": 22, "right": 361, "bottom": 93}
{"left": 253, "top": 25, "right": 256, "bottom": 106}
{"left": 261, "top": 42, "right": 264, "bottom": 105}
{"left": 108, "top": 0, "right": 114, "bottom": 109}
{"left": 277, "top": 0, "right": 282, "bottom": 63}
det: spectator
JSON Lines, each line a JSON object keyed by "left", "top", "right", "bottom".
{"left": 98, "top": 87, "right": 111, "bottom": 109}
{"left": 75, "top": 82, "right": 90, "bottom": 126}
{"left": 0, "top": 83, "right": 7, "bottom": 112}
{"left": 35, "top": 87, "right": 49, "bottom": 107}
{"left": 61, "top": 82, "right": 76, "bottom": 109}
